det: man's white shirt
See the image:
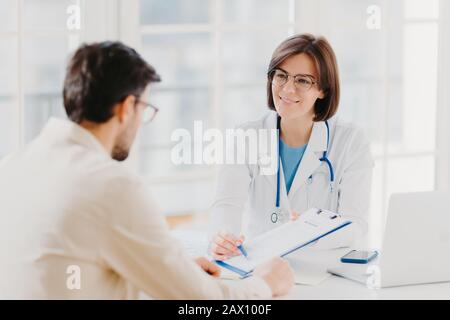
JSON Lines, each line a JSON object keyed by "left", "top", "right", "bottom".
{"left": 0, "top": 117, "right": 272, "bottom": 299}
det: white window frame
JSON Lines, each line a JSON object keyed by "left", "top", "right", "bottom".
{"left": 118, "top": 0, "right": 301, "bottom": 185}
{"left": 4, "top": 0, "right": 88, "bottom": 151}
{"left": 436, "top": 0, "right": 450, "bottom": 191}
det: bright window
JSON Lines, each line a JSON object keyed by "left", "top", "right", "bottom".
{"left": 0, "top": 0, "right": 84, "bottom": 158}
{"left": 0, "top": 0, "right": 446, "bottom": 248}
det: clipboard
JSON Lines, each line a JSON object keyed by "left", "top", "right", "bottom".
{"left": 215, "top": 208, "right": 352, "bottom": 277}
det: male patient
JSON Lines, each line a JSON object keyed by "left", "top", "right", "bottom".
{"left": 0, "top": 41, "right": 294, "bottom": 299}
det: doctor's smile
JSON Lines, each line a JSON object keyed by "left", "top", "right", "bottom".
{"left": 279, "top": 95, "right": 301, "bottom": 105}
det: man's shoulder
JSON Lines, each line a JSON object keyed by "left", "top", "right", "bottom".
{"left": 89, "top": 161, "right": 144, "bottom": 192}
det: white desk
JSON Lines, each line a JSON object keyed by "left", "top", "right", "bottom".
{"left": 282, "top": 247, "right": 450, "bottom": 300}
{"left": 171, "top": 228, "right": 450, "bottom": 300}
{"left": 284, "top": 275, "right": 450, "bottom": 300}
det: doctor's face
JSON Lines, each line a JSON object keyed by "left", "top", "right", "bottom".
{"left": 271, "top": 53, "right": 325, "bottom": 122}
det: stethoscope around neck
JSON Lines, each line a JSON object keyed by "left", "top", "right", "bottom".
{"left": 271, "top": 116, "right": 335, "bottom": 224}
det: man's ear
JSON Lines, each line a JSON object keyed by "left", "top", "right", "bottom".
{"left": 115, "top": 95, "right": 137, "bottom": 124}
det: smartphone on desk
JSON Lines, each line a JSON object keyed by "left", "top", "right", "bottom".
{"left": 340, "top": 250, "right": 378, "bottom": 264}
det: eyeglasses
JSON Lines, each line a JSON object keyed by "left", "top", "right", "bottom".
{"left": 269, "top": 69, "right": 317, "bottom": 92}
{"left": 134, "top": 99, "right": 159, "bottom": 124}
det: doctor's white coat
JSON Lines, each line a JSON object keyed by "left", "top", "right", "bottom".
{"left": 210, "top": 111, "right": 374, "bottom": 249}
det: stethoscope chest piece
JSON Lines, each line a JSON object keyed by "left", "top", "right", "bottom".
{"left": 270, "top": 207, "right": 289, "bottom": 224}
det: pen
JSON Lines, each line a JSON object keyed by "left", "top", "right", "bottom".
{"left": 237, "top": 245, "right": 248, "bottom": 258}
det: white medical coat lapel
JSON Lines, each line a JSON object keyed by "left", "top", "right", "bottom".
{"left": 260, "top": 113, "right": 328, "bottom": 213}
{"left": 287, "top": 121, "right": 328, "bottom": 200}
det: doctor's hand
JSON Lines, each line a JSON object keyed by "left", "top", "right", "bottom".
{"left": 254, "top": 257, "right": 295, "bottom": 297}
{"left": 194, "top": 257, "right": 221, "bottom": 277}
{"left": 209, "top": 231, "right": 245, "bottom": 261}
{"left": 291, "top": 210, "right": 300, "bottom": 221}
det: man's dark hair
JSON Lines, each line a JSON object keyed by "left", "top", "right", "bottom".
{"left": 63, "top": 41, "right": 161, "bottom": 123}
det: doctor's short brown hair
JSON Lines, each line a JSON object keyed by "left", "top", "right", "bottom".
{"left": 267, "top": 34, "right": 340, "bottom": 122}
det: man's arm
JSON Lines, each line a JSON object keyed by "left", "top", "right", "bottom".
{"left": 99, "top": 176, "right": 273, "bottom": 299}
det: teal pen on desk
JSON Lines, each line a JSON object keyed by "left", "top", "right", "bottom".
{"left": 238, "top": 245, "right": 248, "bottom": 258}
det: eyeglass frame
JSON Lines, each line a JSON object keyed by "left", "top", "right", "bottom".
{"left": 133, "top": 97, "right": 159, "bottom": 123}
{"left": 268, "top": 68, "right": 318, "bottom": 92}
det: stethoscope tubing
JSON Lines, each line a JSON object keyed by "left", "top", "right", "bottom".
{"left": 275, "top": 116, "right": 335, "bottom": 209}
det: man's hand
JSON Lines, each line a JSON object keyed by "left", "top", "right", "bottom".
{"left": 194, "top": 257, "right": 221, "bottom": 277}
{"left": 254, "top": 257, "right": 294, "bottom": 297}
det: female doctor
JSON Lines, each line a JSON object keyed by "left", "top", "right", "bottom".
{"left": 208, "top": 34, "right": 374, "bottom": 260}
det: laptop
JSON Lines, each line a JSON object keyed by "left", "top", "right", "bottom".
{"left": 328, "top": 191, "right": 450, "bottom": 288}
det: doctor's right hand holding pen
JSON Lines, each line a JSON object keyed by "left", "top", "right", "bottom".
{"left": 209, "top": 211, "right": 299, "bottom": 260}
{"left": 209, "top": 231, "right": 245, "bottom": 260}
{"left": 209, "top": 231, "right": 295, "bottom": 296}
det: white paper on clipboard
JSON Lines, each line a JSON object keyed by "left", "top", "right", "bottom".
{"left": 215, "top": 208, "right": 352, "bottom": 276}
